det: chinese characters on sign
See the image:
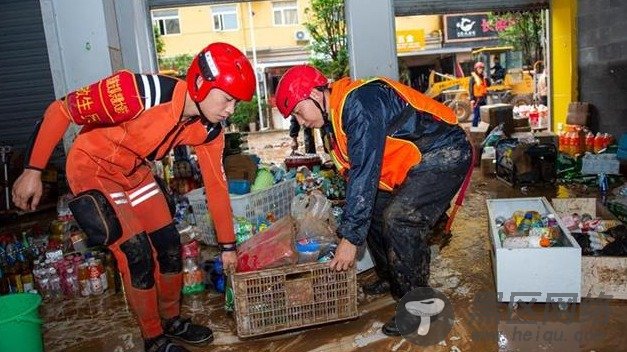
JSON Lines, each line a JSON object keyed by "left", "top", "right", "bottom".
{"left": 444, "top": 13, "right": 505, "bottom": 43}
{"left": 396, "top": 29, "right": 425, "bottom": 53}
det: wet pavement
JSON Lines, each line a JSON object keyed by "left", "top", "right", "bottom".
{"left": 37, "top": 130, "right": 627, "bottom": 351}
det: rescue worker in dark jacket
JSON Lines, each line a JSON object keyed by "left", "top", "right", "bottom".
{"left": 275, "top": 65, "right": 472, "bottom": 336}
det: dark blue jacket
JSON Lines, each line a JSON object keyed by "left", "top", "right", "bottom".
{"left": 336, "top": 81, "right": 464, "bottom": 246}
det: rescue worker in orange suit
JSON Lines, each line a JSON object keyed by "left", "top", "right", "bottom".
{"left": 469, "top": 61, "right": 490, "bottom": 127}
{"left": 12, "top": 43, "right": 255, "bottom": 352}
{"left": 275, "top": 65, "right": 473, "bottom": 336}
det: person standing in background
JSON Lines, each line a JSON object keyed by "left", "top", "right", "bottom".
{"left": 469, "top": 61, "right": 490, "bottom": 128}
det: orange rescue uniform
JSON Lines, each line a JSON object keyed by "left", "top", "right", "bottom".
{"left": 25, "top": 71, "right": 234, "bottom": 338}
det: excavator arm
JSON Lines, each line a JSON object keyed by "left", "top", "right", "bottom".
{"left": 424, "top": 70, "right": 469, "bottom": 98}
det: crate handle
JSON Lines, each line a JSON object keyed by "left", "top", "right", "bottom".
{"left": 285, "top": 271, "right": 313, "bottom": 281}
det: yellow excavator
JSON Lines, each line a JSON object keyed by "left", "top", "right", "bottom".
{"left": 424, "top": 71, "right": 472, "bottom": 122}
{"left": 424, "top": 46, "right": 537, "bottom": 122}
{"left": 473, "top": 46, "right": 535, "bottom": 106}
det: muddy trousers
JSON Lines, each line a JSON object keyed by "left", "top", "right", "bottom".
{"left": 472, "top": 97, "right": 486, "bottom": 127}
{"left": 366, "top": 138, "right": 472, "bottom": 301}
{"left": 67, "top": 154, "right": 182, "bottom": 340}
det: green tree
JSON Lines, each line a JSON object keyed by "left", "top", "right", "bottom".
{"left": 158, "top": 54, "right": 194, "bottom": 77}
{"left": 488, "top": 11, "right": 544, "bottom": 67}
{"left": 153, "top": 26, "right": 165, "bottom": 60}
{"left": 230, "top": 95, "right": 268, "bottom": 130}
{"left": 304, "top": 0, "right": 348, "bottom": 79}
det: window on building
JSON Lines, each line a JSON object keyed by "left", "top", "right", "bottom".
{"left": 212, "top": 5, "right": 238, "bottom": 31}
{"left": 152, "top": 9, "right": 181, "bottom": 35}
{"left": 273, "top": 1, "right": 298, "bottom": 26}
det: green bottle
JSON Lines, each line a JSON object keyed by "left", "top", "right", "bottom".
{"left": 224, "top": 276, "right": 234, "bottom": 313}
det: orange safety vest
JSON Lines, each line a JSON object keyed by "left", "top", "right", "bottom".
{"left": 328, "top": 77, "right": 458, "bottom": 191}
{"left": 471, "top": 72, "right": 488, "bottom": 98}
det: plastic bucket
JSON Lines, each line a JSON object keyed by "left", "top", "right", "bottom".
{"left": 0, "top": 293, "right": 43, "bottom": 352}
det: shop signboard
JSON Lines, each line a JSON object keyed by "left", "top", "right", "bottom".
{"left": 396, "top": 29, "right": 425, "bottom": 53}
{"left": 443, "top": 13, "right": 500, "bottom": 43}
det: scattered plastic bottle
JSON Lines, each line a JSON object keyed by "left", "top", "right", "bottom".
{"left": 182, "top": 241, "right": 204, "bottom": 295}
{"left": 48, "top": 267, "right": 63, "bottom": 300}
{"left": 88, "top": 259, "right": 104, "bottom": 295}
{"left": 64, "top": 268, "right": 80, "bottom": 298}
{"left": 78, "top": 263, "right": 91, "bottom": 296}
{"left": 598, "top": 173, "right": 609, "bottom": 204}
{"left": 33, "top": 261, "right": 50, "bottom": 299}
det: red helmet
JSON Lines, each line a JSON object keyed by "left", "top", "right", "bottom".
{"left": 474, "top": 61, "right": 485, "bottom": 69}
{"left": 275, "top": 65, "right": 328, "bottom": 118}
{"left": 187, "top": 43, "right": 256, "bottom": 102}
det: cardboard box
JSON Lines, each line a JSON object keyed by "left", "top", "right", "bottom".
{"left": 468, "top": 122, "right": 490, "bottom": 145}
{"left": 510, "top": 132, "right": 535, "bottom": 141}
{"left": 486, "top": 197, "right": 582, "bottom": 303}
{"left": 480, "top": 104, "right": 514, "bottom": 136}
{"left": 551, "top": 198, "right": 627, "bottom": 300}
{"left": 513, "top": 116, "right": 530, "bottom": 128}
{"left": 566, "top": 102, "right": 590, "bottom": 126}
{"left": 473, "top": 144, "right": 481, "bottom": 166}
{"left": 581, "top": 154, "right": 620, "bottom": 175}
{"left": 534, "top": 130, "right": 558, "bottom": 146}
{"left": 481, "top": 153, "right": 496, "bottom": 177}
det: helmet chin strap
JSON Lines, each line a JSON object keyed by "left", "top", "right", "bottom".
{"left": 194, "top": 101, "right": 209, "bottom": 121}
{"left": 308, "top": 87, "right": 330, "bottom": 124}
{"left": 307, "top": 88, "right": 337, "bottom": 154}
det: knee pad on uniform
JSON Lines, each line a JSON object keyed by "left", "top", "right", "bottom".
{"left": 120, "top": 233, "right": 155, "bottom": 289}
{"left": 149, "top": 223, "right": 182, "bottom": 274}
{"left": 68, "top": 190, "right": 122, "bottom": 246}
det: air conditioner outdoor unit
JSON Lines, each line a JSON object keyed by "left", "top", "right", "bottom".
{"left": 294, "top": 30, "right": 310, "bottom": 42}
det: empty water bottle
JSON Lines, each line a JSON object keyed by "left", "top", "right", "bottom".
{"left": 48, "top": 267, "right": 63, "bottom": 300}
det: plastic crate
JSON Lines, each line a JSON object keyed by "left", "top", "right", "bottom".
{"left": 229, "top": 178, "right": 296, "bottom": 223}
{"left": 231, "top": 262, "right": 358, "bottom": 338}
{"left": 185, "top": 179, "right": 296, "bottom": 246}
{"left": 581, "top": 154, "right": 620, "bottom": 175}
{"left": 185, "top": 187, "right": 216, "bottom": 246}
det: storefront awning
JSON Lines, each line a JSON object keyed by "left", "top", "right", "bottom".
{"left": 257, "top": 60, "right": 308, "bottom": 71}
{"left": 397, "top": 46, "right": 472, "bottom": 57}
